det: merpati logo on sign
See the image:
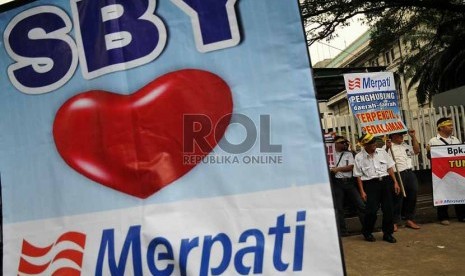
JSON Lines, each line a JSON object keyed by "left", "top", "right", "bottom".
{"left": 362, "top": 76, "right": 391, "bottom": 90}
{"left": 95, "top": 211, "right": 307, "bottom": 275}
{"left": 17, "top": 210, "right": 307, "bottom": 275}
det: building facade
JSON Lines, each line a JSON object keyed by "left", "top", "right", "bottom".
{"left": 314, "top": 29, "right": 422, "bottom": 116}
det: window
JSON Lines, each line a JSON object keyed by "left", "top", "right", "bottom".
{"left": 385, "top": 51, "right": 391, "bottom": 65}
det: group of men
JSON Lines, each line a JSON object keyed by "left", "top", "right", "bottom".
{"left": 329, "top": 117, "right": 465, "bottom": 243}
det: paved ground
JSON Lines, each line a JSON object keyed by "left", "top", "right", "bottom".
{"left": 342, "top": 221, "right": 465, "bottom": 275}
{"left": 339, "top": 171, "right": 465, "bottom": 275}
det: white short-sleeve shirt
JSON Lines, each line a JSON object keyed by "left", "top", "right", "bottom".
{"left": 383, "top": 143, "right": 415, "bottom": 172}
{"left": 428, "top": 134, "right": 461, "bottom": 146}
{"left": 353, "top": 148, "right": 395, "bottom": 180}
{"left": 333, "top": 150, "right": 354, "bottom": 178}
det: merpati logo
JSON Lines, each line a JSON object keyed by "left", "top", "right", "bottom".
{"left": 362, "top": 76, "right": 391, "bottom": 90}
{"left": 348, "top": 78, "right": 361, "bottom": 90}
{"left": 348, "top": 76, "right": 391, "bottom": 90}
{"left": 18, "top": 231, "right": 86, "bottom": 275}
{"left": 17, "top": 210, "right": 307, "bottom": 275}
{"left": 95, "top": 211, "right": 307, "bottom": 275}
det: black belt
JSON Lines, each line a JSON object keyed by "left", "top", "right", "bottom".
{"left": 335, "top": 177, "right": 352, "bottom": 183}
{"left": 400, "top": 169, "right": 413, "bottom": 173}
{"left": 364, "top": 175, "right": 389, "bottom": 182}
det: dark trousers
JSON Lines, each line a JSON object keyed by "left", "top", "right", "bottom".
{"left": 333, "top": 178, "right": 365, "bottom": 233}
{"left": 437, "top": 204, "right": 465, "bottom": 221}
{"left": 393, "top": 169, "right": 418, "bottom": 223}
{"left": 362, "top": 177, "right": 394, "bottom": 235}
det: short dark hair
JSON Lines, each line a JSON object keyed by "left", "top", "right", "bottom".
{"left": 334, "top": 136, "right": 348, "bottom": 145}
{"left": 388, "top": 131, "right": 406, "bottom": 139}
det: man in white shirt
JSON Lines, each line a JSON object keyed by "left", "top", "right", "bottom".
{"left": 330, "top": 136, "right": 365, "bottom": 236}
{"left": 354, "top": 133, "right": 400, "bottom": 243}
{"left": 385, "top": 130, "right": 421, "bottom": 230}
{"left": 427, "top": 117, "right": 465, "bottom": 225}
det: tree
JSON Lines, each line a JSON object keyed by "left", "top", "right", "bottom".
{"left": 300, "top": 0, "right": 465, "bottom": 104}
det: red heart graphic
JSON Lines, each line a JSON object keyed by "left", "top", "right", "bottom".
{"left": 53, "top": 69, "right": 233, "bottom": 198}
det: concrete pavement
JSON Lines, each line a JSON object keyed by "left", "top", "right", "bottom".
{"left": 339, "top": 170, "right": 465, "bottom": 275}
{"left": 342, "top": 221, "right": 465, "bottom": 275}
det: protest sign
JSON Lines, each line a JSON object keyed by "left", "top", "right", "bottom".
{"left": 0, "top": 0, "right": 343, "bottom": 274}
{"left": 344, "top": 72, "right": 407, "bottom": 136}
{"left": 431, "top": 144, "right": 465, "bottom": 206}
{"left": 324, "top": 132, "right": 336, "bottom": 167}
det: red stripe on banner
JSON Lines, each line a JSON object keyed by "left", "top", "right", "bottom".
{"left": 432, "top": 156, "right": 465, "bottom": 179}
{"left": 52, "top": 267, "right": 82, "bottom": 276}
{"left": 18, "top": 257, "right": 51, "bottom": 274}
{"left": 56, "top": 231, "right": 86, "bottom": 248}
{"left": 20, "top": 239, "right": 53, "bottom": 257}
{"left": 53, "top": 249, "right": 84, "bottom": 267}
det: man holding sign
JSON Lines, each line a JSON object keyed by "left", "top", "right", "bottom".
{"left": 427, "top": 117, "right": 465, "bottom": 225}
{"left": 345, "top": 71, "right": 408, "bottom": 240}
{"left": 385, "top": 130, "right": 421, "bottom": 230}
{"left": 353, "top": 133, "right": 400, "bottom": 243}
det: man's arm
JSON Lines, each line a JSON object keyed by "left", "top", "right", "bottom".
{"left": 330, "top": 164, "right": 354, "bottom": 173}
{"left": 426, "top": 139, "right": 432, "bottom": 160}
{"left": 330, "top": 152, "right": 354, "bottom": 173}
{"left": 356, "top": 176, "right": 366, "bottom": 202}
{"left": 409, "top": 129, "right": 420, "bottom": 155}
{"left": 388, "top": 167, "right": 400, "bottom": 195}
{"left": 352, "top": 156, "right": 366, "bottom": 201}
{"left": 384, "top": 139, "right": 391, "bottom": 153}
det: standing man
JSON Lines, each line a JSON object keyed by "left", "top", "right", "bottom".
{"left": 385, "top": 130, "right": 421, "bottom": 230}
{"left": 354, "top": 133, "right": 400, "bottom": 243}
{"left": 330, "top": 136, "right": 365, "bottom": 236}
{"left": 427, "top": 117, "right": 465, "bottom": 225}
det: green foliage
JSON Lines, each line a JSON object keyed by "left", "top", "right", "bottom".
{"left": 370, "top": 6, "right": 465, "bottom": 104}
{"left": 301, "top": 0, "right": 465, "bottom": 104}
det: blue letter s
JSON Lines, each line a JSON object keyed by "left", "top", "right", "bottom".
{"left": 4, "top": 6, "right": 78, "bottom": 94}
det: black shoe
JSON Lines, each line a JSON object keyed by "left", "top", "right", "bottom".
{"left": 383, "top": 234, "right": 397, "bottom": 243}
{"left": 363, "top": 233, "right": 376, "bottom": 242}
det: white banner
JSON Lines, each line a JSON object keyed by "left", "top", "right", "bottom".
{"left": 5, "top": 185, "right": 343, "bottom": 275}
{"left": 431, "top": 145, "right": 465, "bottom": 206}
